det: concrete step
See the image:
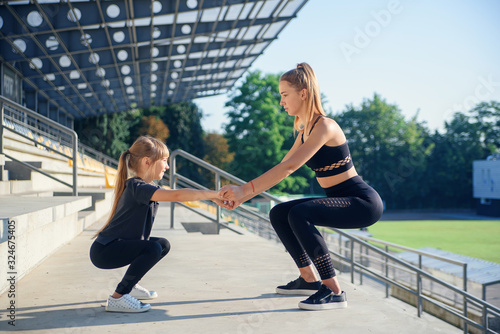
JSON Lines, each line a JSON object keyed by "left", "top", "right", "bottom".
{"left": 56, "top": 188, "right": 114, "bottom": 228}
{"left": 0, "top": 195, "right": 92, "bottom": 294}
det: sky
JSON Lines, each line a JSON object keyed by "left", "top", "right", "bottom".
{"left": 195, "top": 0, "right": 500, "bottom": 134}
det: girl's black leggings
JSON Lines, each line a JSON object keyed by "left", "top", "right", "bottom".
{"left": 269, "top": 176, "right": 383, "bottom": 280}
{"left": 90, "top": 237, "right": 170, "bottom": 295}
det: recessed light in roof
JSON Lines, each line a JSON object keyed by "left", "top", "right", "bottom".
{"left": 169, "top": 82, "right": 176, "bottom": 89}
{"left": 121, "top": 65, "right": 131, "bottom": 75}
{"left": 89, "top": 53, "right": 100, "bottom": 64}
{"left": 117, "top": 50, "right": 128, "bottom": 61}
{"left": 126, "top": 87, "right": 134, "bottom": 94}
{"left": 77, "top": 83, "right": 87, "bottom": 90}
{"left": 153, "top": 1, "right": 162, "bottom": 14}
{"left": 96, "top": 68, "right": 106, "bottom": 77}
{"left": 124, "top": 76, "right": 133, "bottom": 85}
{"left": 13, "top": 39, "right": 27, "bottom": 53}
{"left": 81, "top": 33, "right": 92, "bottom": 47}
{"left": 67, "top": 8, "right": 82, "bottom": 23}
{"left": 171, "top": 72, "right": 179, "bottom": 79}
{"left": 181, "top": 25, "right": 191, "bottom": 34}
{"left": 151, "top": 74, "right": 158, "bottom": 82}
{"left": 151, "top": 47, "right": 160, "bottom": 57}
{"left": 101, "top": 80, "right": 110, "bottom": 88}
{"left": 46, "top": 36, "right": 59, "bottom": 51}
{"left": 107, "top": 4, "right": 120, "bottom": 18}
{"left": 177, "top": 45, "right": 186, "bottom": 54}
{"left": 29, "top": 58, "right": 43, "bottom": 70}
{"left": 151, "top": 84, "right": 157, "bottom": 92}
{"left": 151, "top": 62, "right": 159, "bottom": 71}
{"left": 153, "top": 27, "right": 161, "bottom": 39}
{"left": 59, "top": 55, "right": 71, "bottom": 67}
{"left": 70, "top": 70, "right": 80, "bottom": 80}
{"left": 27, "top": 11, "right": 43, "bottom": 27}
{"left": 187, "top": 0, "right": 198, "bottom": 9}
{"left": 174, "top": 60, "right": 182, "bottom": 68}
{"left": 113, "top": 31, "right": 125, "bottom": 43}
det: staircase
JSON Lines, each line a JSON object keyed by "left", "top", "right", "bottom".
{"left": 0, "top": 131, "right": 114, "bottom": 295}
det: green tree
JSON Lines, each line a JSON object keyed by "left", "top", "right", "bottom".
{"left": 425, "top": 101, "right": 499, "bottom": 209}
{"left": 469, "top": 101, "right": 500, "bottom": 155}
{"left": 224, "top": 70, "right": 314, "bottom": 194}
{"left": 156, "top": 102, "right": 206, "bottom": 184}
{"left": 75, "top": 111, "right": 136, "bottom": 159}
{"left": 335, "top": 93, "right": 432, "bottom": 209}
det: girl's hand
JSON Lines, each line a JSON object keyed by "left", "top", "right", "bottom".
{"left": 212, "top": 198, "right": 234, "bottom": 210}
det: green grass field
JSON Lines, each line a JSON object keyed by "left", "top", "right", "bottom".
{"left": 365, "top": 220, "right": 500, "bottom": 263}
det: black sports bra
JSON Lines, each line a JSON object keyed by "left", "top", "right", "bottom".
{"left": 301, "top": 116, "right": 354, "bottom": 178}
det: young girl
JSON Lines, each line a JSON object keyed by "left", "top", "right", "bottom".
{"left": 220, "top": 63, "right": 383, "bottom": 310}
{"left": 90, "top": 135, "right": 224, "bottom": 313}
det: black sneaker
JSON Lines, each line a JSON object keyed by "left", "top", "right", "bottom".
{"left": 298, "top": 285, "right": 347, "bottom": 310}
{"left": 276, "top": 276, "right": 322, "bottom": 296}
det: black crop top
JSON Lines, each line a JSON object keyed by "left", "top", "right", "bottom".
{"left": 301, "top": 116, "right": 354, "bottom": 178}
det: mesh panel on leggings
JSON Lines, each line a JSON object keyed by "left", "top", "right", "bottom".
{"left": 313, "top": 253, "right": 336, "bottom": 279}
{"left": 294, "top": 252, "right": 312, "bottom": 268}
{"left": 314, "top": 197, "right": 352, "bottom": 208}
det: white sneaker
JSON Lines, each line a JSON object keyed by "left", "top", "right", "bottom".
{"left": 105, "top": 294, "right": 151, "bottom": 313}
{"left": 129, "top": 284, "right": 158, "bottom": 300}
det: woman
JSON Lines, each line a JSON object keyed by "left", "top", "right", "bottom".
{"left": 90, "top": 136, "right": 224, "bottom": 313}
{"left": 220, "top": 63, "right": 383, "bottom": 310}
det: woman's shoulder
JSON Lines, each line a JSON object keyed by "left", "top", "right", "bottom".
{"left": 316, "top": 116, "right": 346, "bottom": 144}
{"left": 316, "top": 116, "right": 342, "bottom": 132}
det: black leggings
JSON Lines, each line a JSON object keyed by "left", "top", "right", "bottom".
{"left": 90, "top": 237, "right": 170, "bottom": 295}
{"left": 269, "top": 176, "right": 383, "bottom": 280}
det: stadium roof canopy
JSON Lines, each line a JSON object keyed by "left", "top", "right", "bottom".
{"left": 0, "top": 0, "right": 307, "bottom": 119}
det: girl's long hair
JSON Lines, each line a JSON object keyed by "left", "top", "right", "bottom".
{"left": 280, "top": 62, "right": 326, "bottom": 132}
{"left": 93, "top": 135, "right": 169, "bottom": 238}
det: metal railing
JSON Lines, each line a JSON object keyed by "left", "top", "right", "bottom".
{"left": 0, "top": 95, "right": 78, "bottom": 195}
{"left": 168, "top": 149, "right": 282, "bottom": 234}
{"left": 168, "top": 148, "right": 500, "bottom": 334}
{"left": 327, "top": 228, "right": 500, "bottom": 334}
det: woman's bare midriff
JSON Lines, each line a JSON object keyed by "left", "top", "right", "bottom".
{"left": 316, "top": 166, "right": 358, "bottom": 189}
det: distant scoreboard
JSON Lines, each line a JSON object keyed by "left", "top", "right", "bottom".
{"left": 473, "top": 160, "right": 500, "bottom": 200}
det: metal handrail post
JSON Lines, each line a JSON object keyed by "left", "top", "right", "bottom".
{"left": 385, "top": 245, "right": 390, "bottom": 298}
{"left": 169, "top": 153, "right": 176, "bottom": 229}
{"left": 359, "top": 243, "right": 363, "bottom": 285}
{"left": 418, "top": 254, "right": 423, "bottom": 317}
{"left": 216, "top": 172, "right": 221, "bottom": 234}
{"left": 350, "top": 239, "right": 354, "bottom": 284}
{"left": 72, "top": 132, "right": 78, "bottom": 196}
{"left": 463, "top": 263, "right": 468, "bottom": 334}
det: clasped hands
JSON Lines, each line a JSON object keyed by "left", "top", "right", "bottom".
{"left": 213, "top": 184, "right": 245, "bottom": 210}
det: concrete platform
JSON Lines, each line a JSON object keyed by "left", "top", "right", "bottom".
{"left": 0, "top": 203, "right": 461, "bottom": 333}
